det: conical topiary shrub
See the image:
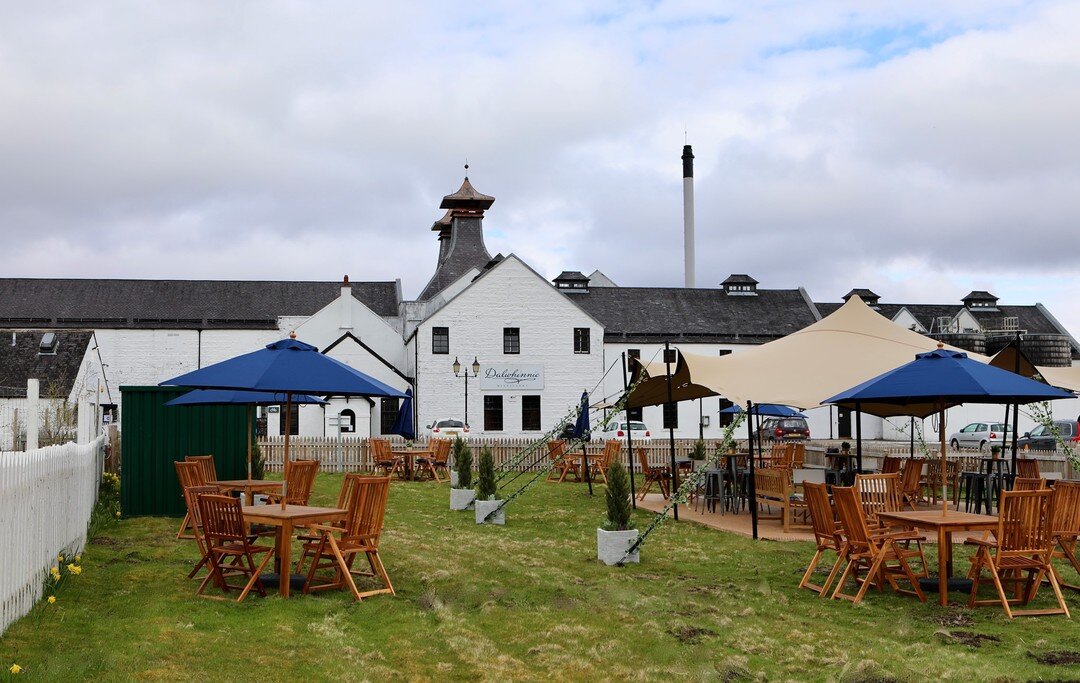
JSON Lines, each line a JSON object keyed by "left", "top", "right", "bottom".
{"left": 449, "top": 438, "right": 476, "bottom": 511}
{"left": 474, "top": 446, "right": 504, "bottom": 524}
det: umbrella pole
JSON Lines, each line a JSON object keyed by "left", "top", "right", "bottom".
{"left": 664, "top": 342, "right": 678, "bottom": 522}
{"left": 282, "top": 392, "right": 292, "bottom": 510}
{"left": 583, "top": 444, "right": 592, "bottom": 496}
{"left": 939, "top": 402, "right": 947, "bottom": 516}
{"left": 855, "top": 403, "right": 863, "bottom": 475}
{"left": 621, "top": 353, "right": 636, "bottom": 508}
{"left": 1010, "top": 402, "right": 1019, "bottom": 476}
{"left": 247, "top": 405, "right": 253, "bottom": 481}
{"left": 909, "top": 417, "right": 914, "bottom": 458}
{"left": 747, "top": 401, "right": 758, "bottom": 540}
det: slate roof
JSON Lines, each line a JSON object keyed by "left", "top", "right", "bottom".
{"left": 0, "top": 330, "right": 93, "bottom": 398}
{"left": 553, "top": 271, "right": 589, "bottom": 283}
{"left": 815, "top": 300, "right": 1079, "bottom": 358}
{"left": 417, "top": 216, "right": 493, "bottom": 301}
{"left": 573, "top": 287, "right": 819, "bottom": 344}
{"left": 0, "top": 279, "right": 400, "bottom": 329}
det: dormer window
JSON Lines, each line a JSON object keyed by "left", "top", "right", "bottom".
{"left": 553, "top": 271, "right": 590, "bottom": 294}
{"left": 962, "top": 290, "right": 999, "bottom": 311}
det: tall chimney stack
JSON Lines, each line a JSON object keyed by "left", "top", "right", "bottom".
{"left": 682, "top": 144, "right": 695, "bottom": 288}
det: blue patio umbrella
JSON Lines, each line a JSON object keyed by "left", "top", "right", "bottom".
{"left": 389, "top": 388, "right": 415, "bottom": 441}
{"left": 164, "top": 389, "right": 327, "bottom": 479}
{"left": 719, "top": 403, "right": 806, "bottom": 418}
{"left": 825, "top": 347, "right": 1074, "bottom": 506}
{"left": 162, "top": 336, "right": 408, "bottom": 507}
{"left": 571, "top": 391, "right": 593, "bottom": 495}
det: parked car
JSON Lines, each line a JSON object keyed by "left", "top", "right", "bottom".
{"left": 597, "top": 420, "right": 652, "bottom": 443}
{"left": 427, "top": 418, "right": 469, "bottom": 440}
{"left": 948, "top": 422, "right": 1012, "bottom": 452}
{"left": 1016, "top": 419, "right": 1080, "bottom": 452}
{"left": 752, "top": 417, "right": 810, "bottom": 441}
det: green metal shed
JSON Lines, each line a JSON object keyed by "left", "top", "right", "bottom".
{"left": 120, "top": 385, "right": 252, "bottom": 517}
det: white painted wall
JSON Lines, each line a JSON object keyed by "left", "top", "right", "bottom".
{"left": 413, "top": 256, "right": 605, "bottom": 436}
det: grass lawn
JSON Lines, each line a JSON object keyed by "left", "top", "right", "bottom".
{"left": 3, "top": 474, "right": 1079, "bottom": 681}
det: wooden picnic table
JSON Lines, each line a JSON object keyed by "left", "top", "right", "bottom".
{"left": 391, "top": 447, "right": 433, "bottom": 481}
{"left": 211, "top": 479, "right": 282, "bottom": 505}
{"left": 241, "top": 504, "right": 347, "bottom": 598}
{"left": 877, "top": 508, "right": 998, "bottom": 606}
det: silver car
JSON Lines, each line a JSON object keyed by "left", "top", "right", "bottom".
{"left": 948, "top": 422, "right": 1011, "bottom": 452}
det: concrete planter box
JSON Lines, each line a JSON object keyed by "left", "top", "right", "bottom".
{"left": 474, "top": 498, "right": 505, "bottom": 525}
{"left": 597, "top": 528, "right": 640, "bottom": 566}
{"left": 449, "top": 488, "right": 475, "bottom": 511}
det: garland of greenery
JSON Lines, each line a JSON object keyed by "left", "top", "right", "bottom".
{"left": 1024, "top": 400, "right": 1078, "bottom": 470}
{"left": 616, "top": 411, "right": 746, "bottom": 563}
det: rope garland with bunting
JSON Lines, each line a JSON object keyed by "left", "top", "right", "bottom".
{"left": 616, "top": 411, "right": 747, "bottom": 563}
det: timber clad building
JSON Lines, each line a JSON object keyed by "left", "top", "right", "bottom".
{"left": 1, "top": 175, "right": 1077, "bottom": 441}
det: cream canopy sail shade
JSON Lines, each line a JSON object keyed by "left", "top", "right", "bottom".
{"left": 1035, "top": 364, "right": 1080, "bottom": 393}
{"left": 678, "top": 296, "right": 989, "bottom": 410}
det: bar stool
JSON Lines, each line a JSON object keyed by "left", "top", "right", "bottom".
{"left": 700, "top": 468, "right": 727, "bottom": 514}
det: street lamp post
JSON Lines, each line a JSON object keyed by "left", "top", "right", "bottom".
{"left": 453, "top": 356, "right": 480, "bottom": 426}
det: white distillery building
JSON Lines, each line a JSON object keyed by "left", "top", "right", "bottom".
{"left": 1, "top": 171, "right": 1078, "bottom": 441}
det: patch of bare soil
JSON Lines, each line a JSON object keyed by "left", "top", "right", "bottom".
{"left": 668, "top": 626, "right": 716, "bottom": 645}
{"left": 1029, "top": 651, "right": 1080, "bottom": 666}
{"left": 931, "top": 607, "right": 974, "bottom": 628}
{"left": 936, "top": 630, "right": 1000, "bottom": 648}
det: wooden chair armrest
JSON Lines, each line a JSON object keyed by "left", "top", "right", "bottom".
{"left": 307, "top": 524, "right": 340, "bottom": 534}
{"left": 963, "top": 537, "right": 996, "bottom": 548}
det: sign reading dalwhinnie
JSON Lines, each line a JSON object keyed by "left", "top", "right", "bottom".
{"left": 479, "top": 365, "right": 544, "bottom": 391}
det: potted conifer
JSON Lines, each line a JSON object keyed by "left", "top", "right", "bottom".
{"left": 449, "top": 436, "right": 466, "bottom": 487}
{"left": 449, "top": 441, "right": 475, "bottom": 511}
{"left": 473, "top": 446, "right": 505, "bottom": 525}
{"left": 597, "top": 460, "right": 639, "bottom": 565}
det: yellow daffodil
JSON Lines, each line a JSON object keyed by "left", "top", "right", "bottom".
{"left": 115, "top": 512, "right": 121, "bottom": 518}
{"left": 68, "top": 565, "right": 82, "bottom": 575}
{"left": 57, "top": 553, "right": 63, "bottom": 562}
{"left": 48, "top": 596, "right": 56, "bottom": 604}
{"left": 9, "top": 663, "right": 22, "bottom": 674}
{"left": 75, "top": 554, "right": 81, "bottom": 563}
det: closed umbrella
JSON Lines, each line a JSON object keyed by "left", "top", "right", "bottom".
{"left": 389, "top": 388, "right": 415, "bottom": 441}
{"left": 825, "top": 346, "right": 1074, "bottom": 513}
{"left": 162, "top": 335, "right": 407, "bottom": 508}
{"left": 164, "top": 389, "right": 326, "bottom": 480}
{"left": 571, "top": 391, "right": 593, "bottom": 495}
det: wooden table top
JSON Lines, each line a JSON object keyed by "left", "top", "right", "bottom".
{"left": 212, "top": 479, "right": 282, "bottom": 488}
{"left": 392, "top": 448, "right": 433, "bottom": 454}
{"left": 241, "top": 504, "right": 347, "bottom": 523}
{"left": 878, "top": 509, "right": 997, "bottom": 530}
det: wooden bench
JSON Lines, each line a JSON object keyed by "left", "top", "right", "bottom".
{"left": 754, "top": 468, "right": 807, "bottom": 532}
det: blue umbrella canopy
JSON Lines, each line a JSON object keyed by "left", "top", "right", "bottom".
{"left": 719, "top": 403, "right": 806, "bottom": 418}
{"left": 164, "top": 389, "right": 327, "bottom": 407}
{"left": 161, "top": 338, "right": 408, "bottom": 399}
{"left": 824, "top": 348, "right": 1074, "bottom": 418}
{"left": 389, "top": 388, "right": 415, "bottom": 441}
{"left": 571, "top": 391, "right": 591, "bottom": 442}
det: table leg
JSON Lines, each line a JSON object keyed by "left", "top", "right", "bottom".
{"left": 938, "top": 527, "right": 949, "bottom": 607}
{"left": 279, "top": 520, "right": 293, "bottom": 598}
{"left": 246, "top": 488, "right": 254, "bottom": 506}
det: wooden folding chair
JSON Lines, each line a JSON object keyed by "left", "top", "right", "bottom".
{"left": 799, "top": 482, "right": 845, "bottom": 596}
{"left": 855, "top": 473, "right": 928, "bottom": 578}
{"left": 789, "top": 442, "right": 806, "bottom": 469}
{"left": 265, "top": 459, "right": 320, "bottom": 506}
{"left": 186, "top": 454, "right": 218, "bottom": 484}
{"left": 196, "top": 494, "right": 275, "bottom": 602}
{"left": 416, "top": 439, "right": 450, "bottom": 482}
{"left": 830, "top": 486, "right": 926, "bottom": 605}
{"left": 754, "top": 468, "right": 807, "bottom": 532}
{"left": 898, "top": 458, "right": 925, "bottom": 510}
{"left": 1016, "top": 457, "right": 1040, "bottom": 480}
{"left": 880, "top": 455, "right": 901, "bottom": 475}
{"left": 1049, "top": 480, "right": 1080, "bottom": 592}
{"left": 547, "top": 440, "right": 579, "bottom": 483}
{"left": 1013, "top": 477, "right": 1047, "bottom": 491}
{"left": 301, "top": 475, "right": 395, "bottom": 600}
{"left": 968, "top": 489, "right": 1069, "bottom": 618}
{"left": 636, "top": 448, "right": 671, "bottom": 500}
{"left": 175, "top": 460, "right": 208, "bottom": 539}
{"left": 370, "top": 438, "right": 403, "bottom": 478}
{"left": 179, "top": 484, "right": 220, "bottom": 581}
{"left": 589, "top": 440, "right": 621, "bottom": 485}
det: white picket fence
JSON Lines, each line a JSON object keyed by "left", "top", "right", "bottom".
{"left": 260, "top": 435, "right": 735, "bottom": 473}
{"left": 0, "top": 435, "right": 106, "bottom": 635}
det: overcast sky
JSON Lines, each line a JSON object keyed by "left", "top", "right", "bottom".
{"left": 2, "top": 1, "right": 1078, "bottom": 335}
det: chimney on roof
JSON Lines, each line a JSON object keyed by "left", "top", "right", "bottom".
{"left": 340, "top": 275, "right": 353, "bottom": 329}
{"left": 682, "top": 144, "right": 695, "bottom": 289}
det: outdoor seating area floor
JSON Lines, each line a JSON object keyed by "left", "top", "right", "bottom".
{"left": 637, "top": 494, "right": 988, "bottom": 543}
{"left": 4, "top": 476, "right": 1079, "bottom": 680}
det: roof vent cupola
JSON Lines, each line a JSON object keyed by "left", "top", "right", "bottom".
{"left": 721, "top": 274, "right": 758, "bottom": 296}
{"left": 417, "top": 169, "right": 496, "bottom": 301}
{"left": 842, "top": 288, "right": 881, "bottom": 308}
{"left": 962, "top": 290, "right": 999, "bottom": 311}
{"left": 553, "top": 271, "right": 590, "bottom": 294}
